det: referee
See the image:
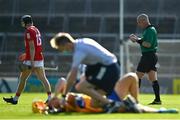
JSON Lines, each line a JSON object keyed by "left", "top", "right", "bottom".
{"left": 129, "top": 14, "right": 161, "bottom": 105}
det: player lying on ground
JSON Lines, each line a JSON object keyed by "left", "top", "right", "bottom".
{"left": 58, "top": 72, "right": 140, "bottom": 109}
{"left": 32, "top": 73, "right": 178, "bottom": 114}
{"left": 45, "top": 93, "right": 178, "bottom": 114}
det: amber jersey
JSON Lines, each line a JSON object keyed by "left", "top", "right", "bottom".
{"left": 24, "top": 26, "right": 43, "bottom": 61}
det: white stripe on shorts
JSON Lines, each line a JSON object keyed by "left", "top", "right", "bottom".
{"left": 23, "top": 60, "right": 44, "bottom": 67}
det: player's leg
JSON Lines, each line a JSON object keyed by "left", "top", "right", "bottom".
{"left": 114, "top": 72, "right": 139, "bottom": 102}
{"left": 15, "top": 70, "right": 32, "bottom": 99}
{"left": 147, "top": 70, "right": 161, "bottom": 104}
{"left": 76, "top": 63, "right": 123, "bottom": 113}
{"left": 76, "top": 79, "right": 123, "bottom": 113}
{"left": 135, "top": 103, "right": 178, "bottom": 113}
{"left": 75, "top": 76, "right": 110, "bottom": 106}
{"left": 136, "top": 55, "right": 147, "bottom": 88}
{"left": 146, "top": 53, "right": 161, "bottom": 104}
{"left": 3, "top": 69, "right": 31, "bottom": 104}
{"left": 34, "top": 67, "right": 52, "bottom": 101}
{"left": 136, "top": 71, "right": 145, "bottom": 88}
{"left": 136, "top": 55, "right": 146, "bottom": 88}
{"left": 75, "top": 64, "right": 112, "bottom": 106}
{"left": 113, "top": 73, "right": 156, "bottom": 113}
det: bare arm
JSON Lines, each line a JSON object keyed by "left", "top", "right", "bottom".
{"left": 63, "top": 67, "right": 78, "bottom": 96}
{"left": 129, "top": 34, "right": 151, "bottom": 48}
{"left": 141, "top": 41, "right": 151, "bottom": 48}
{"left": 29, "top": 40, "right": 35, "bottom": 67}
{"left": 54, "top": 77, "right": 66, "bottom": 97}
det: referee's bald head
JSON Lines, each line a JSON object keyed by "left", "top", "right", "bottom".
{"left": 137, "top": 14, "right": 150, "bottom": 23}
{"left": 137, "top": 14, "right": 150, "bottom": 28}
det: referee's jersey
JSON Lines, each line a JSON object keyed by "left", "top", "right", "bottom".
{"left": 140, "top": 25, "right": 158, "bottom": 53}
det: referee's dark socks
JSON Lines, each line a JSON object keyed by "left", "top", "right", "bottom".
{"left": 139, "top": 79, "right": 141, "bottom": 88}
{"left": 152, "top": 80, "right": 160, "bottom": 101}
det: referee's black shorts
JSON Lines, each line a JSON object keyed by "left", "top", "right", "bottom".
{"left": 137, "top": 51, "right": 158, "bottom": 73}
{"left": 85, "top": 63, "right": 120, "bottom": 95}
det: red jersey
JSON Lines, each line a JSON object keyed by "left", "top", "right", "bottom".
{"left": 24, "top": 26, "right": 43, "bottom": 61}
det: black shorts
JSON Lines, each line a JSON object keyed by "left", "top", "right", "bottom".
{"left": 137, "top": 51, "right": 158, "bottom": 73}
{"left": 85, "top": 63, "right": 120, "bottom": 95}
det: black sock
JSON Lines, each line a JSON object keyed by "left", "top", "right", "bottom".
{"left": 152, "top": 80, "right": 160, "bottom": 101}
{"left": 139, "top": 79, "right": 141, "bottom": 88}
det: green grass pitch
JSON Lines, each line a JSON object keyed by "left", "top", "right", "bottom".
{"left": 0, "top": 93, "right": 179, "bottom": 120}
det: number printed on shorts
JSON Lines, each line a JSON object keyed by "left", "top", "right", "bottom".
{"left": 96, "top": 67, "right": 106, "bottom": 80}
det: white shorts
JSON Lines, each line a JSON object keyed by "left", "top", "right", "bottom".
{"left": 23, "top": 60, "right": 44, "bottom": 67}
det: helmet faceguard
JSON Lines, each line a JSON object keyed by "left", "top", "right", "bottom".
{"left": 21, "top": 15, "right": 33, "bottom": 27}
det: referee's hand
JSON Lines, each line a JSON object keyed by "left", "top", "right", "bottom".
{"left": 129, "top": 34, "right": 138, "bottom": 42}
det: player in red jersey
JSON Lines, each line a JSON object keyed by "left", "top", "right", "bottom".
{"left": 3, "top": 15, "right": 52, "bottom": 104}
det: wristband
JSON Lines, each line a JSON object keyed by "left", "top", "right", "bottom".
{"left": 136, "top": 39, "right": 143, "bottom": 45}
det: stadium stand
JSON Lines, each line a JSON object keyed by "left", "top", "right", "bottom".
{"left": 0, "top": 0, "right": 180, "bottom": 79}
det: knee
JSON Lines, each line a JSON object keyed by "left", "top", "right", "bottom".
{"left": 125, "top": 72, "right": 139, "bottom": 83}
{"left": 136, "top": 72, "right": 144, "bottom": 79}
